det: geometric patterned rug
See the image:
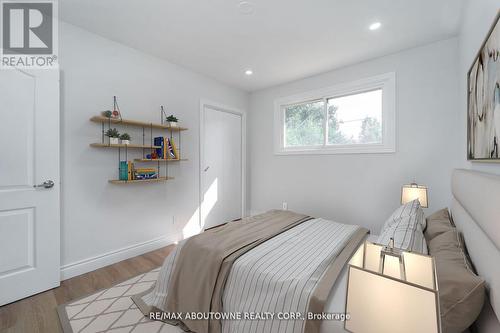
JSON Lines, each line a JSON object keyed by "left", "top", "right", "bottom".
{"left": 57, "top": 267, "right": 183, "bottom": 333}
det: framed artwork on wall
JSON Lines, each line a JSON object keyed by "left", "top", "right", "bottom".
{"left": 467, "top": 11, "right": 500, "bottom": 161}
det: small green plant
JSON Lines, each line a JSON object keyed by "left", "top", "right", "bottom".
{"left": 166, "top": 115, "right": 178, "bottom": 122}
{"left": 119, "top": 133, "right": 131, "bottom": 140}
{"left": 105, "top": 128, "right": 120, "bottom": 138}
{"left": 102, "top": 110, "right": 113, "bottom": 118}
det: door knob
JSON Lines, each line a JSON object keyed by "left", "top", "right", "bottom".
{"left": 34, "top": 180, "right": 55, "bottom": 189}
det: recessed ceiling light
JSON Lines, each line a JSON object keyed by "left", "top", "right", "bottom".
{"left": 238, "top": 1, "right": 254, "bottom": 15}
{"left": 369, "top": 22, "right": 382, "bottom": 31}
{"left": 245, "top": 69, "right": 253, "bottom": 76}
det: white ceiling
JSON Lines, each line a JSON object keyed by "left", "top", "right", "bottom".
{"left": 60, "top": 0, "right": 465, "bottom": 92}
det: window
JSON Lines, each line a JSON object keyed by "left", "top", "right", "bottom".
{"left": 275, "top": 73, "right": 395, "bottom": 154}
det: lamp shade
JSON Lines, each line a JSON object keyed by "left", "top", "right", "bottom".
{"left": 345, "top": 241, "right": 440, "bottom": 333}
{"left": 401, "top": 183, "right": 428, "bottom": 208}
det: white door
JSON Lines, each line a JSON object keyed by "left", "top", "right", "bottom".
{"left": 0, "top": 68, "right": 60, "bottom": 305}
{"left": 201, "top": 105, "right": 243, "bottom": 230}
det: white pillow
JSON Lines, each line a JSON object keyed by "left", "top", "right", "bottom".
{"left": 377, "top": 214, "right": 428, "bottom": 254}
{"left": 382, "top": 199, "right": 426, "bottom": 231}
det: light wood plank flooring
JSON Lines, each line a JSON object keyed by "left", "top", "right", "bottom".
{"left": 0, "top": 245, "right": 175, "bottom": 333}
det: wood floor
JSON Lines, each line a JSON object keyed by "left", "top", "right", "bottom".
{"left": 0, "top": 245, "right": 175, "bottom": 333}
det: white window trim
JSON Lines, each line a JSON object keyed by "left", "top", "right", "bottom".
{"left": 274, "top": 72, "right": 396, "bottom": 155}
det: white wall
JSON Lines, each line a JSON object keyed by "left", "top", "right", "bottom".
{"left": 248, "top": 39, "right": 460, "bottom": 233}
{"left": 59, "top": 22, "right": 248, "bottom": 278}
{"left": 458, "top": 0, "right": 500, "bottom": 174}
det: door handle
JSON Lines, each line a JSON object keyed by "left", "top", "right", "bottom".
{"left": 204, "top": 166, "right": 210, "bottom": 172}
{"left": 34, "top": 180, "right": 55, "bottom": 189}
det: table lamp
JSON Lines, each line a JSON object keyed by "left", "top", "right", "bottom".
{"left": 401, "top": 182, "right": 428, "bottom": 208}
{"left": 345, "top": 240, "right": 441, "bottom": 333}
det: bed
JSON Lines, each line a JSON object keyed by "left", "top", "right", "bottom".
{"left": 133, "top": 211, "right": 369, "bottom": 333}
{"left": 132, "top": 168, "right": 500, "bottom": 333}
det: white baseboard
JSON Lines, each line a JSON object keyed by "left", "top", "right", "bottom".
{"left": 60, "top": 233, "right": 182, "bottom": 280}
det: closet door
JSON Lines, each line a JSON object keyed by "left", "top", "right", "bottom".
{"left": 201, "top": 105, "right": 243, "bottom": 230}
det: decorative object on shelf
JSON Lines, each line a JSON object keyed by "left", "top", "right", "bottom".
{"left": 101, "top": 110, "right": 113, "bottom": 118}
{"left": 345, "top": 240, "right": 440, "bottom": 333}
{"left": 120, "top": 133, "right": 131, "bottom": 145}
{"left": 160, "top": 105, "right": 168, "bottom": 125}
{"left": 467, "top": 13, "right": 500, "bottom": 161}
{"left": 166, "top": 114, "right": 178, "bottom": 127}
{"left": 101, "top": 97, "right": 123, "bottom": 120}
{"left": 105, "top": 128, "right": 120, "bottom": 144}
{"left": 401, "top": 182, "right": 428, "bottom": 208}
{"left": 112, "top": 96, "right": 122, "bottom": 120}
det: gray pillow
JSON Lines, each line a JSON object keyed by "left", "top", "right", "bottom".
{"left": 429, "top": 229, "right": 485, "bottom": 333}
{"left": 424, "top": 208, "right": 454, "bottom": 242}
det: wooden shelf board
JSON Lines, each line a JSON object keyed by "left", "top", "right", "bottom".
{"left": 134, "top": 158, "right": 188, "bottom": 162}
{"left": 108, "top": 177, "right": 174, "bottom": 184}
{"left": 90, "top": 116, "right": 188, "bottom": 131}
{"left": 90, "top": 143, "right": 161, "bottom": 149}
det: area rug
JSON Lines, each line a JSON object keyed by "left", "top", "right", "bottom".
{"left": 57, "top": 267, "right": 182, "bottom": 333}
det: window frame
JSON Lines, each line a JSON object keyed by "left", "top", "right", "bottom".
{"left": 274, "top": 72, "right": 396, "bottom": 155}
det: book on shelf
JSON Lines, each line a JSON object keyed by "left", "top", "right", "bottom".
{"left": 119, "top": 161, "right": 135, "bottom": 181}
{"left": 119, "top": 161, "right": 128, "bottom": 180}
{"left": 170, "top": 137, "right": 179, "bottom": 159}
{"left": 166, "top": 137, "right": 176, "bottom": 159}
{"left": 134, "top": 166, "right": 157, "bottom": 180}
{"left": 134, "top": 172, "right": 158, "bottom": 180}
{"left": 153, "top": 137, "right": 179, "bottom": 160}
{"left": 135, "top": 168, "right": 156, "bottom": 173}
{"left": 154, "top": 136, "right": 166, "bottom": 159}
{"left": 128, "top": 162, "right": 134, "bottom": 180}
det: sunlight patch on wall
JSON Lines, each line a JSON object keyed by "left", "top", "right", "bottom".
{"left": 201, "top": 177, "right": 218, "bottom": 229}
{"left": 183, "top": 177, "right": 218, "bottom": 238}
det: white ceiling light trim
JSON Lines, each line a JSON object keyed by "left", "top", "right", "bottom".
{"left": 369, "top": 22, "right": 382, "bottom": 31}
{"left": 238, "top": 1, "right": 254, "bottom": 15}
{"left": 245, "top": 69, "right": 253, "bottom": 76}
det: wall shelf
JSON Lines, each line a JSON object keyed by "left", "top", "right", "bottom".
{"left": 134, "top": 158, "right": 188, "bottom": 162}
{"left": 90, "top": 116, "right": 188, "bottom": 131}
{"left": 90, "top": 143, "right": 161, "bottom": 149}
{"left": 90, "top": 113, "right": 187, "bottom": 185}
{"left": 108, "top": 177, "right": 174, "bottom": 184}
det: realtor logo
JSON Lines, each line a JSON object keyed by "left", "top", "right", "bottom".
{"left": 2, "top": 2, "right": 53, "bottom": 54}
{"left": 1, "top": 0, "right": 58, "bottom": 68}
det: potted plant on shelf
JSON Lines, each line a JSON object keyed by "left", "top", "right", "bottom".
{"left": 120, "top": 133, "right": 131, "bottom": 145}
{"left": 106, "top": 128, "right": 120, "bottom": 144}
{"left": 101, "top": 110, "right": 113, "bottom": 118}
{"left": 166, "top": 115, "right": 178, "bottom": 127}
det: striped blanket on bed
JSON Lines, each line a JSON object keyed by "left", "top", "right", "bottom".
{"left": 134, "top": 213, "right": 367, "bottom": 333}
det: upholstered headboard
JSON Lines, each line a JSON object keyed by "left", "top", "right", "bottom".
{"left": 451, "top": 169, "right": 500, "bottom": 333}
